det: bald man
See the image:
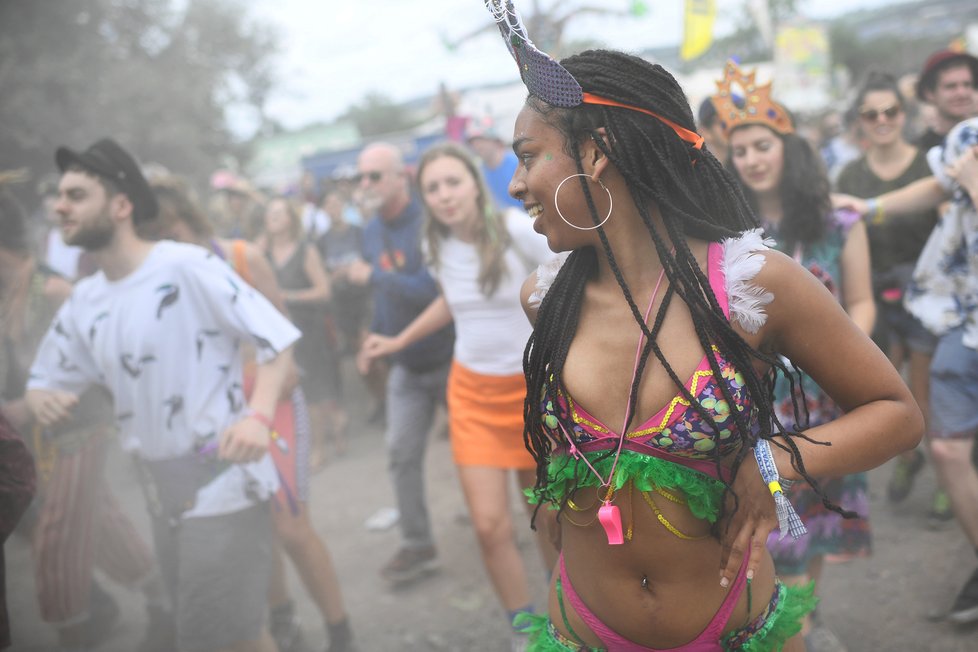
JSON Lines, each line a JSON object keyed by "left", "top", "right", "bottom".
{"left": 345, "top": 143, "right": 454, "bottom": 585}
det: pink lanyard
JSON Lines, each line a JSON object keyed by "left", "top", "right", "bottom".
{"left": 558, "top": 265, "right": 668, "bottom": 544}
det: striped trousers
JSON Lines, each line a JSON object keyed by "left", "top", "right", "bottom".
{"left": 31, "top": 428, "right": 155, "bottom": 624}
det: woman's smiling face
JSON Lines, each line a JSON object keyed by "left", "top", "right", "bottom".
{"left": 729, "top": 124, "right": 785, "bottom": 198}
{"left": 508, "top": 104, "right": 603, "bottom": 252}
{"left": 418, "top": 154, "right": 480, "bottom": 237}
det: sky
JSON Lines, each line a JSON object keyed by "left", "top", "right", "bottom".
{"left": 247, "top": 0, "right": 900, "bottom": 133}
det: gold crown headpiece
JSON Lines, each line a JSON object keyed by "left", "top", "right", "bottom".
{"left": 712, "top": 61, "right": 793, "bottom": 138}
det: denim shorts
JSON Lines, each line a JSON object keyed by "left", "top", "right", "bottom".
{"left": 876, "top": 301, "right": 937, "bottom": 355}
{"left": 930, "top": 328, "right": 978, "bottom": 439}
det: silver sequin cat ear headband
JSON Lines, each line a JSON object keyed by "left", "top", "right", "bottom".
{"left": 484, "top": 0, "right": 704, "bottom": 149}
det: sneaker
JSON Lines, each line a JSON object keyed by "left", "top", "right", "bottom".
{"left": 270, "top": 601, "right": 306, "bottom": 652}
{"left": 379, "top": 545, "right": 440, "bottom": 584}
{"left": 928, "top": 489, "right": 954, "bottom": 523}
{"left": 364, "top": 507, "right": 400, "bottom": 531}
{"left": 326, "top": 618, "right": 356, "bottom": 652}
{"left": 948, "top": 568, "right": 978, "bottom": 625}
{"left": 58, "top": 581, "right": 120, "bottom": 648}
{"left": 367, "top": 402, "right": 386, "bottom": 427}
{"left": 887, "top": 450, "right": 924, "bottom": 503}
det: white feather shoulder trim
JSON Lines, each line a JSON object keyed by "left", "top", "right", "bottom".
{"left": 527, "top": 251, "right": 570, "bottom": 308}
{"left": 721, "top": 228, "right": 775, "bottom": 334}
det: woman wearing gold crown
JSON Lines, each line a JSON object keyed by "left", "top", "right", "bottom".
{"left": 719, "top": 61, "right": 876, "bottom": 647}
{"left": 481, "top": 2, "right": 922, "bottom": 650}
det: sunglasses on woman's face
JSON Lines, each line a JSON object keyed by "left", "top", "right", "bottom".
{"left": 859, "top": 104, "right": 902, "bottom": 122}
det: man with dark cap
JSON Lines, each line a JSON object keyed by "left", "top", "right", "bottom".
{"left": 25, "top": 138, "right": 299, "bottom": 652}
{"left": 1, "top": 172, "right": 169, "bottom": 650}
{"left": 916, "top": 49, "right": 978, "bottom": 151}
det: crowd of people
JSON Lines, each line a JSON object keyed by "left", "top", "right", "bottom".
{"left": 2, "top": 2, "right": 978, "bottom": 650}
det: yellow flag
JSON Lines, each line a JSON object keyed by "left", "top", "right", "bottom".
{"left": 681, "top": 0, "right": 716, "bottom": 61}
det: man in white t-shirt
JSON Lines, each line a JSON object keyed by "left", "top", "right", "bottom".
{"left": 26, "top": 138, "right": 299, "bottom": 652}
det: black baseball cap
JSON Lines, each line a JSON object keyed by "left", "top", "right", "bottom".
{"left": 55, "top": 138, "right": 158, "bottom": 222}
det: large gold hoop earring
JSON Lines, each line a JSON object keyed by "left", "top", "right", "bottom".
{"left": 554, "top": 174, "right": 613, "bottom": 231}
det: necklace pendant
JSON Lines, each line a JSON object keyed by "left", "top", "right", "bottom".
{"left": 598, "top": 503, "right": 624, "bottom": 545}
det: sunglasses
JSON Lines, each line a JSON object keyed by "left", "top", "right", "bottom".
{"left": 859, "top": 104, "right": 901, "bottom": 122}
{"left": 354, "top": 171, "right": 384, "bottom": 184}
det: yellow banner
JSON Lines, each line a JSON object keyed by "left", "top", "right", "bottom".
{"left": 681, "top": 0, "right": 716, "bottom": 61}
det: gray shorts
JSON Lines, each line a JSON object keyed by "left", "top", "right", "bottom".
{"left": 930, "top": 328, "right": 978, "bottom": 439}
{"left": 175, "top": 504, "right": 273, "bottom": 651}
{"left": 877, "top": 301, "right": 937, "bottom": 354}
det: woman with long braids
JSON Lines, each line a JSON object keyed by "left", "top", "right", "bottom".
{"left": 483, "top": 2, "right": 923, "bottom": 651}
{"left": 361, "top": 143, "right": 558, "bottom": 649}
{"left": 723, "top": 62, "right": 875, "bottom": 647}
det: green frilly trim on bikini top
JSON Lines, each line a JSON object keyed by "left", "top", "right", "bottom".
{"left": 525, "top": 449, "right": 726, "bottom": 524}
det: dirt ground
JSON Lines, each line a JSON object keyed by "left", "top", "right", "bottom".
{"left": 5, "top": 362, "right": 978, "bottom": 651}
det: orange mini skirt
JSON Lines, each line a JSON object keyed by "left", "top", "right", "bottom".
{"left": 446, "top": 360, "right": 536, "bottom": 470}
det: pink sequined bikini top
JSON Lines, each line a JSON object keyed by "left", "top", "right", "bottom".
{"left": 540, "top": 241, "right": 762, "bottom": 481}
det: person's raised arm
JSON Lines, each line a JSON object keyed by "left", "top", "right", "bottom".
{"left": 359, "top": 294, "right": 452, "bottom": 367}
{"left": 835, "top": 176, "right": 946, "bottom": 222}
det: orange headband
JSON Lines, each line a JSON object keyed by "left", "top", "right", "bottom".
{"left": 582, "top": 93, "right": 705, "bottom": 150}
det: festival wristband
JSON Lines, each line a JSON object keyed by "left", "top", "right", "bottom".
{"left": 245, "top": 408, "right": 274, "bottom": 430}
{"left": 866, "top": 197, "right": 885, "bottom": 224}
{"left": 753, "top": 438, "right": 807, "bottom": 541}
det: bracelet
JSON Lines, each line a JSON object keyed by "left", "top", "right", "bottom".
{"left": 245, "top": 408, "right": 274, "bottom": 430}
{"left": 753, "top": 438, "right": 807, "bottom": 541}
{"left": 866, "top": 197, "right": 885, "bottom": 224}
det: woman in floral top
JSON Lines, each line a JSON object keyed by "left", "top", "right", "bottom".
{"left": 726, "top": 89, "right": 876, "bottom": 645}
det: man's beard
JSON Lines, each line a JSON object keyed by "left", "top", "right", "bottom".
{"left": 64, "top": 207, "right": 115, "bottom": 251}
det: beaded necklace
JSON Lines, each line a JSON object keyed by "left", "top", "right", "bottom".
{"left": 556, "top": 265, "right": 667, "bottom": 545}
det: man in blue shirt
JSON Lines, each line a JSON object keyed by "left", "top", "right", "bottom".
{"left": 345, "top": 142, "right": 454, "bottom": 585}
{"left": 466, "top": 117, "right": 523, "bottom": 211}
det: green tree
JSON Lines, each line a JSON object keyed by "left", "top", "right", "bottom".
{"left": 701, "top": 0, "right": 804, "bottom": 67}
{"left": 827, "top": 20, "right": 949, "bottom": 82}
{"left": 449, "top": 1, "right": 648, "bottom": 58}
{"left": 339, "top": 93, "right": 427, "bottom": 138}
{"left": 0, "top": 0, "right": 278, "bottom": 196}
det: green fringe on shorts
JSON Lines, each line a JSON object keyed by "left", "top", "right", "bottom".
{"left": 729, "top": 580, "right": 818, "bottom": 651}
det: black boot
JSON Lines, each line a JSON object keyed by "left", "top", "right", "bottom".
{"left": 326, "top": 618, "right": 356, "bottom": 652}
{"left": 58, "top": 580, "right": 119, "bottom": 648}
{"left": 270, "top": 601, "right": 306, "bottom": 652}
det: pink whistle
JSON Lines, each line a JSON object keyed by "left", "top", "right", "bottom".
{"left": 598, "top": 503, "right": 624, "bottom": 545}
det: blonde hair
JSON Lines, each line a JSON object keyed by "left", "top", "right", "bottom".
{"left": 416, "top": 142, "right": 510, "bottom": 297}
